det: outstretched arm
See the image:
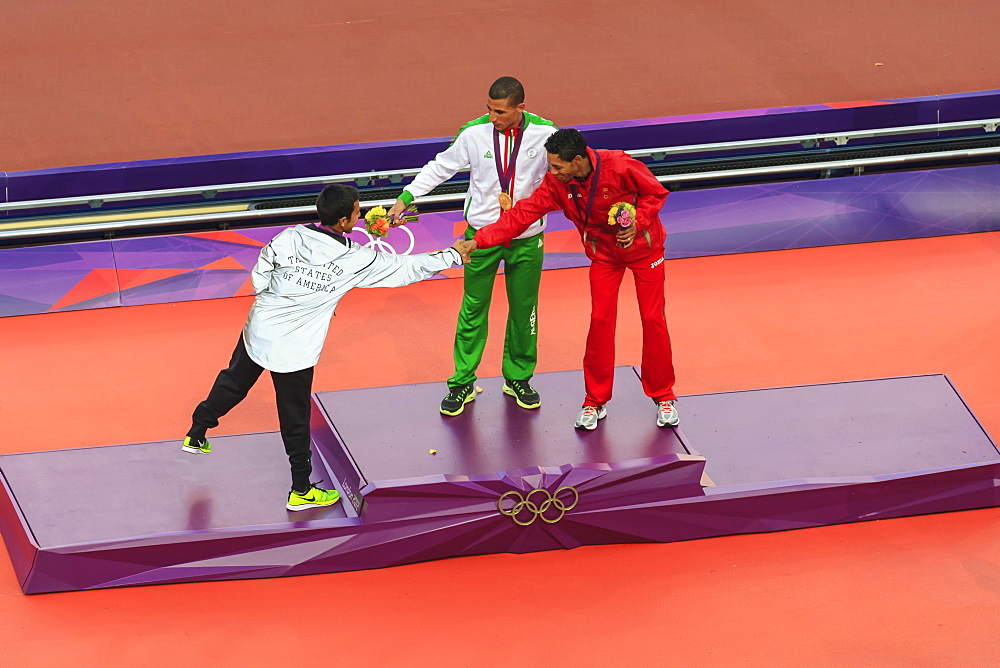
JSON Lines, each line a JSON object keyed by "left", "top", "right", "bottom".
{"left": 473, "top": 177, "right": 562, "bottom": 249}
{"left": 353, "top": 246, "right": 463, "bottom": 289}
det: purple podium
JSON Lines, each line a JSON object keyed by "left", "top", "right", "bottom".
{"left": 1, "top": 369, "right": 998, "bottom": 594}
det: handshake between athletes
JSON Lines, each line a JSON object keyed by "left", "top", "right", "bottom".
{"left": 450, "top": 219, "right": 636, "bottom": 263}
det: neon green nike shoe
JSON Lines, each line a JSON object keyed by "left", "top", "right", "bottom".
{"left": 182, "top": 436, "right": 211, "bottom": 454}
{"left": 287, "top": 485, "right": 341, "bottom": 511}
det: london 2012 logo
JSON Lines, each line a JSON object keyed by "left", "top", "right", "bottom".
{"left": 348, "top": 224, "right": 416, "bottom": 255}
{"left": 497, "top": 486, "right": 579, "bottom": 526}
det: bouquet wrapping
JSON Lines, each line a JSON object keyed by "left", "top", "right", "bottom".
{"left": 396, "top": 204, "right": 419, "bottom": 225}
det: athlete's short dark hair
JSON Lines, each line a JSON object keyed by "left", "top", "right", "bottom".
{"left": 545, "top": 128, "right": 588, "bottom": 162}
{"left": 488, "top": 76, "right": 525, "bottom": 105}
{"left": 316, "top": 184, "right": 359, "bottom": 227}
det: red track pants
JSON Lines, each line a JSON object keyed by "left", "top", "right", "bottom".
{"left": 583, "top": 252, "right": 676, "bottom": 407}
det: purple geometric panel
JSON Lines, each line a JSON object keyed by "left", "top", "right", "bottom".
{"left": 0, "top": 241, "right": 119, "bottom": 317}
{"left": 114, "top": 233, "right": 265, "bottom": 271}
{"left": 662, "top": 164, "right": 1000, "bottom": 258}
{"left": 110, "top": 231, "right": 259, "bottom": 306}
{"left": 4, "top": 162, "right": 1000, "bottom": 319}
{"left": 1, "top": 370, "right": 997, "bottom": 594}
{"left": 117, "top": 269, "right": 251, "bottom": 306}
{"left": 572, "top": 464, "right": 999, "bottom": 546}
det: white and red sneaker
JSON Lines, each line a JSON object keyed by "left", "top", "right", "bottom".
{"left": 574, "top": 405, "right": 607, "bottom": 431}
{"left": 656, "top": 400, "right": 680, "bottom": 427}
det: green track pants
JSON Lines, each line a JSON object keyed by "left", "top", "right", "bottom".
{"left": 448, "top": 229, "right": 544, "bottom": 387}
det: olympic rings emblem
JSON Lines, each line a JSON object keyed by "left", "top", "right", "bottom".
{"left": 347, "top": 224, "right": 416, "bottom": 255}
{"left": 497, "top": 486, "right": 579, "bottom": 526}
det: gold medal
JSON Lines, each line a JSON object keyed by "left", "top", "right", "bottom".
{"left": 498, "top": 192, "right": 513, "bottom": 210}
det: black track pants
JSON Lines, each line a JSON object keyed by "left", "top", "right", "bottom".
{"left": 188, "top": 335, "right": 315, "bottom": 492}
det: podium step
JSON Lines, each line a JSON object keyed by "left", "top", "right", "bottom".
{"left": 2, "top": 370, "right": 997, "bottom": 593}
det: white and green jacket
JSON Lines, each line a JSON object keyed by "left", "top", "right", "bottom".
{"left": 399, "top": 112, "right": 557, "bottom": 239}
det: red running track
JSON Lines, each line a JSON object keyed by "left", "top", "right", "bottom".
{"left": 1, "top": 1, "right": 997, "bottom": 171}
{"left": 2, "top": 233, "right": 1000, "bottom": 664}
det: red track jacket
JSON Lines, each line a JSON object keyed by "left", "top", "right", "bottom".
{"left": 474, "top": 148, "right": 668, "bottom": 262}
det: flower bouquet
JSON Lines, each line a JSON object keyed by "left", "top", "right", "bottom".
{"left": 608, "top": 202, "right": 637, "bottom": 229}
{"left": 364, "top": 205, "right": 392, "bottom": 238}
{"left": 609, "top": 201, "right": 637, "bottom": 248}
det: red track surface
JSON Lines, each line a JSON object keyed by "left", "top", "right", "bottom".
{"left": 2, "top": 2, "right": 1000, "bottom": 665}
{"left": 1, "top": 1, "right": 998, "bottom": 171}
{"left": 2, "top": 234, "right": 1000, "bottom": 664}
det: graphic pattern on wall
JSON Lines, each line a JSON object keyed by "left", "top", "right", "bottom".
{"left": 1, "top": 164, "right": 998, "bottom": 319}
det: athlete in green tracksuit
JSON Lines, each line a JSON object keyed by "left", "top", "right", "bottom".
{"left": 388, "top": 76, "right": 557, "bottom": 415}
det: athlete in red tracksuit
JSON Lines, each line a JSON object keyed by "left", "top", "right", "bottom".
{"left": 465, "top": 128, "right": 678, "bottom": 430}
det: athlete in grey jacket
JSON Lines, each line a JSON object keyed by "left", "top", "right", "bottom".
{"left": 183, "top": 184, "right": 464, "bottom": 510}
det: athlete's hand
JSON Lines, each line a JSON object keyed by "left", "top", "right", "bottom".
{"left": 387, "top": 198, "right": 408, "bottom": 226}
{"left": 617, "top": 222, "right": 637, "bottom": 249}
{"left": 452, "top": 239, "right": 478, "bottom": 264}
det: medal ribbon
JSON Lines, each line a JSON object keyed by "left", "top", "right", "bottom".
{"left": 568, "top": 151, "right": 603, "bottom": 225}
{"left": 493, "top": 114, "right": 526, "bottom": 197}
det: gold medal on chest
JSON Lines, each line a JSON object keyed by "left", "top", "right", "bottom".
{"left": 498, "top": 192, "right": 513, "bottom": 210}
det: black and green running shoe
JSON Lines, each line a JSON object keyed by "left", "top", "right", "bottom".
{"left": 440, "top": 383, "right": 482, "bottom": 416}
{"left": 502, "top": 379, "right": 541, "bottom": 409}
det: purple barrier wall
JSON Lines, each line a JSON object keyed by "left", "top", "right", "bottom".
{"left": 4, "top": 89, "right": 999, "bottom": 206}
{"left": 2, "top": 163, "right": 998, "bottom": 319}
{"left": 3, "top": 137, "right": 446, "bottom": 209}
{"left": 930, "top": 88, "right": 1000, "bottom": 122}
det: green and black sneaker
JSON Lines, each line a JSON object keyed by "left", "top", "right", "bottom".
{"left": 503, "top": 379, "right": 541, "bottom": 409}
{"left": 182, "top": 436, "right": 211, "bottom": 454}
{"left": 440, "top": 383, "right": 482, "bottom": 416}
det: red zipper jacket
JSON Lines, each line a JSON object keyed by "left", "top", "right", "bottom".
{"left": 473, "top": 148, "right": 668, "bottom": 262}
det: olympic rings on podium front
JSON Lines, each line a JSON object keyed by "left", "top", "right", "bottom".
{"left": 497, "top": 486, "right": 579, "bottom": 526}
{"left": 348, "top": 224, "right": 416, "bottom": 255}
